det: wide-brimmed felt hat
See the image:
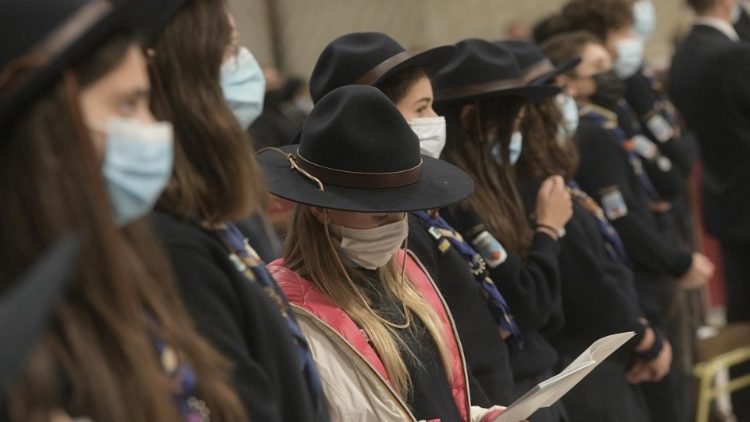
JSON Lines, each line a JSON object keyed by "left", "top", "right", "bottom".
{"left": 0, "top": 233, "right": 80, "bottom": 397}
{"left": 0, "top": 0, "right": 168, "bottom": 128}
{"left": 309, "top": 32, "right": 456, "bottom": 104}
{"left": 497, "top": 39, "right": 581, "bottom": 86}
{"left": 433, "top": 38, "right": 560, "bottom": 103}
{"left": 257, "top": 85, "right": 474, "bottom": 212}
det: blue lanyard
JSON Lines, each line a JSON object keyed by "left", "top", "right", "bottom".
{"left": 151, "top": 334, "right": 208, "bottom": 421}
{"left": 567, "top": 180, "right": 630, "bottom": 264}
{"left": 412, "top": 211, "right": 523, "bottom": 347}
{"left": 215, "top": 222, "right": 324, "bottom": 413}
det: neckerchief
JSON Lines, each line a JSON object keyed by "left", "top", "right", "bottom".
{"left": 412, "top": 211, "right": 523, "bottom": 347}
{"left": 566, "top": 180, "right": 630, "bottom": 264}
{"left": 579, "top": 103, "right": 661, "bottom": 201}
{"left": 213, "top": 222, "right": 324, "bottom": 412}
{"left": 151, "top": 334, "right": 208, "bottom": 422}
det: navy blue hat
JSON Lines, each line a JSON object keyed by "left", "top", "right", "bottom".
{"left": 257, "top": 85, "right": 473, "bottom": 212}
{"left": 497, "top": 39, "right": 581, "bottom": 86}
{"left": 433, "top": 39, "right": 560, "bottom": 102}
{"left": 0, "top": 0, "right": 161, "bottom": 128}
{"left": 0, "top": 234, "right": 80, "bottom": 397}
{"left": 309, "top": 32, "right": 456, "bottom": 104}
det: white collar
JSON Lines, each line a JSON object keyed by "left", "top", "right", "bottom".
{"left": 695, "top": 16, "right": 741, "bottom": 41}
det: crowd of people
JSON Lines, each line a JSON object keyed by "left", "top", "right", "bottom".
{"left": 1, "top": 0, "right": 749, "bottom": 421}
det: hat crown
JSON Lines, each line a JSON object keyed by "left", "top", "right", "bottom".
{"left": 299, "top": 84, "right": 421, "bottom": 174}
{"left": 497, "top": 40, "right": 547, "bottom": 71}
{"left": 433, "top": 39, "right": 522, "bottom": 93}
{"left": 309, "top": 32, "right": 405, "bottom": 103}
{"left": 0, "top": 0, "right": 91, "bottom": 72}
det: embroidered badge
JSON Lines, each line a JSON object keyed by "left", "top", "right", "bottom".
{"left": 600, "top": 188, "right": 629, "bottom": 220}
{"left": 657, "top": 156, "right": 672, "bottom": 172}
{"left": 470, "top": 231, "right": 508, "bottom": 268}
{"left": 631, "top": 135, "right": 658, "bottom": 160}
{"left": 646, "top": 114, "right": 674, "bottom": 143}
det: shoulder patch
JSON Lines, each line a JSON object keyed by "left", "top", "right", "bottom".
{"left": 470, "top": 231, "right": 508, "bottom": 268}
{"left": 600, "top": 188, "right": 629, "bottom": 221}
{"left": 646, "top": 114, "right": 674, "bottom": 143}
{"left": 631, "top": 135, "right": 658, "bottom": 160}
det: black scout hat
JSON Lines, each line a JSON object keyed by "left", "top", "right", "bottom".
{"left": 497, "top": 39, "right": 581, "bottom": 86}
{"left": 0, "top": 234, "right": 80, "bottom": 398}
{"left": 432, "top": 38, "right": 560, "bottom": 103}
{"left": 256, "top": 85, "right": 474, "bottom": 212}
{"left": 309, "top": 32, "right": 456, "bottom": 104}
{"left": 0, "top": 0, "right": 158, "bottom": 128}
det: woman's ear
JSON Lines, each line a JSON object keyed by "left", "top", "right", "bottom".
{"left": 459, "top": 104, "right": 477, "bottom": 132}
{"left": 556, "top": 75, "right": 578, "bottom": 98}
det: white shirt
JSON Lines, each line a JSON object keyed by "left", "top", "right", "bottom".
{"left": 695, "top": 16, "right": 741, "bottom": 42}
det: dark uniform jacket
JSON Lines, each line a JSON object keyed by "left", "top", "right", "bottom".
{"left": 150, "top": 212, "right": 327, "bottom": 422}
{"left": 670, "top": 24, "right": 750, "bottom": 245}
{"left": 573, "top": 119, "right": 693, "bottom": 316}
{"left": 407, "top": 213, "right": 515, "bottom": 407}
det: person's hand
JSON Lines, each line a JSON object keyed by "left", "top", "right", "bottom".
{"left": 626, "top": 340, "right": 673, "bottom": 383}
{"left": 535, "top": 175, "right": 573, "bottom": 232}
{"left": 679, "top": 252, "right": 715, "bottom": 289}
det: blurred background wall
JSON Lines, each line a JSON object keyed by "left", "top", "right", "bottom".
{"left": 228, "top": 0, "right": 693, "bottom": 78}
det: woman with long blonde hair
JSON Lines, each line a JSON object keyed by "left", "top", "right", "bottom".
{"left": 260, "top": 84, "right": 504, "bottom": 421}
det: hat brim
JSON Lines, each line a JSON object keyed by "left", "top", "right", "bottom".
{"left": 0, "top": 233, "right": 80, "bottom": 392}
{"left": 436, "top": 83, "right": 561, "bottom": 103}
{"left": 257, "top": 145, "right": 474, "bottom": 212}
{"left": 0, "top": 0, "right": 173, "bottom": 127}
{"left": 529, "top": 57, "right": 582, "bottom": 86}
{"left": 374, "top": 45, "right": 456, "bottom": 85}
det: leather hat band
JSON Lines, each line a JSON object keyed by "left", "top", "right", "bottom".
{"left": 356, "top": 51, "right": 413, "bottom": 86}
{"left": 294, "top": 151, "right": 422, "bottom": 189}
{"left": 435, "top": 77, "right": 527, "bottom": 101}
{"left": 521, "top": 60, "right": 555, "bottom": 83}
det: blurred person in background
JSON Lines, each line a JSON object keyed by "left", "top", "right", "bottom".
{"left": 670, "top": 0, "right": 750, "bottom": 418}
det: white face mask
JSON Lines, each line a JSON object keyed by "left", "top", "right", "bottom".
{"left": 329, "top": 217, "right": 409, "bottom": 270}
{"left": 408, "top": 116, "right": 447, "bottom": 159}
{"left": 633, "top": 0, "right": 656, "bottom": 40}
{"left": 555, "top": 93, "right": 579, "bottom": 145}
{"left": 613, "top": 37, "right": 645, "bottom": 79}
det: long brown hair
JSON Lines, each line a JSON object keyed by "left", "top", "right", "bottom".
{"left": 283, "top": 206, "right": 452, "bottom": 401}
{"left": 516, "top": 97, "right": 579, "bottom": 181}
{"left": 437, "top": 96, "right": 533, "bottom": 254}
{"left": 149, "top": 0, "right": 266, "bottom": 224}
{"left": 0, "top": 37, "right": 246, "bottom": 421}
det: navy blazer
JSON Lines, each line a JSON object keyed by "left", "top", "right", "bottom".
{"left": 670, "top": 24, "right": 750, "bottom": 244}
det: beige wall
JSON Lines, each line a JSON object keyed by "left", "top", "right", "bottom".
{"left": 229, "top": 0, "right": 693, "bottom": 78}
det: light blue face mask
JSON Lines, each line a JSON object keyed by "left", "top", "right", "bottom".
{"left": 613, "top": 37, "right": 645, "bottom": 79}
{"left": 491, "top": 132, "right": 524, "bottom": 165}
{"left": 555, "top": 93, "right": 579, "bottom": 145}
{"left": 220, "top": 47, "right": 265, "bottom": 129}
{"left": 633, "top": 0, "right": 656, "bottom": 40}
{"left": 101, "top": 119, "right": 174, "bottom": 225}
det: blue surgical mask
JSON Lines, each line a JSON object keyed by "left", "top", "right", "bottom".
{"left": 101, "top": 119, "right": 174, "bottom": 225}
{"left": 613, "top": 37, "right": 645, "bottom": 79}
{"left": 633, "top": 0, "right": 656, "bottom": 40}
{"left": 220, "top": 47, "right": 265, "bottom": 129}
{"left": 491, "top": 131, "right": 524, "bottom": 165}
{"left": 555, "top": 93, "right": 579, "bottom": 145}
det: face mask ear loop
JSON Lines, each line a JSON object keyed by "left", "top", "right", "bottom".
{"left": 321, "top": 209, "right": 411, "bottom": 330}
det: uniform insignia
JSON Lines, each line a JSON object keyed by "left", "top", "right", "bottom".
{"left": 470, "top": 231, "right": 508, "bottom": 268}
{"left": 631, "top": 135, "right": 658, "bottom": 160}
{"left": 646, "top": 114, "right": 674, "bottom": 143}
{"left": 657, "top": 156, "right": 672, "bottom": 172}
{"left": 601, "top": 188, "right": 628, "bottom": 220}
